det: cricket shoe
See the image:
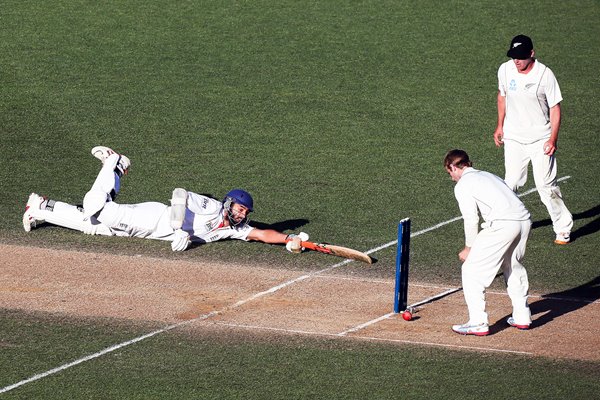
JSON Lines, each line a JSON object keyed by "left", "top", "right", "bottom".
{"left": 91, "top": 146, "right": 131, "bottom": 177}
{"left": 451, "top": 322, "right": 489, "bottom": 336}
{"left": 23, "top": 193, "right": 46, "bottom": 232}
{"left": 506, "top": 317, "right": 530, "bottom": 330}
{"left": 554, "top": 232, "right": 570, "bottom": 245}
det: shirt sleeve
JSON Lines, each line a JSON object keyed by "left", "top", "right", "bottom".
{"left": 455, "top": 185, "right": 479, "bottom": 247}
{"left": 497, "top": 63, "right": 507, "bottom": 96}
{"left": 543, "top": 67, "right": 563, "bottom": 108}
{"left": 228, "top": 224, "right": 254, "bottom": 241}
{"left": 186, "top": 192, "right": 220, "bottom": 215}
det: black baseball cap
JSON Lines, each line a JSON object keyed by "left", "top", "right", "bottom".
{"left": 506, "top": 35, "right": 533, "bottom": 59}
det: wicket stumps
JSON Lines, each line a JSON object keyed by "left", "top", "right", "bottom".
{"left": 394, "top": 218, "right": 411, "bottom": 313}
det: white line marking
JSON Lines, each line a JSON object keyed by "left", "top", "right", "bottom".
{"left": 517, "top": 175, "right": 570, "bottom": 198}
{"left": 356, "top": 335, "right": 533, "bottom": 356}
{"left": 365, "top": 175, "right": 571, "bottom": 254}
{"left": 1, "top": 176, "right": 571, "bottom": 393}
{"left": 313, "top": 274, "right": 392, "bottom": 284}
{"left": 206, "top": 321, "right": 533, "bottom": 356}
{"left": 338, "top": 313, "right": 396, "bottom": 336}
{"left": 297, "top": 276, "right": 600, "bottom": 305}
{"left": 337, "top": 288, "right": 464, "bottom": 336}
{"left": 408, "top": 287, "right": 463, "bottom": 308}
{"left": 365, "top": 216, "right": 464, "bottom": 254}
{"left": 0, "top": 314, "right": 215, "bottom": 394}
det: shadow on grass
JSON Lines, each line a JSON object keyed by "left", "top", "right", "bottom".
{"left": 250, "top": 219, "right": 310, "bottom": 232}
{"left": 529, "top": 275, "right": 600, "bottom": 324}
{"left": 531, "top": 204, "right": 600, "bottom": 242}
{"left": 490, "top": 275, "right": 600, "bottom": 334}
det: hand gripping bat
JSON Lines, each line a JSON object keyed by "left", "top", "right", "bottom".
{"left": 288, "top": 239, "right": 374, "bottom": 264}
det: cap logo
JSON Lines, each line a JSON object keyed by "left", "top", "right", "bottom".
{"left": 513, "top": 42, "right": 522, "bottom": 48}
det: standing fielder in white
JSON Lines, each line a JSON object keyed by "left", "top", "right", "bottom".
{"left": 445, "top": 149, "right": 532, "bottom": 336}
{"left": 494, "top": 34, "right": 573, "bottom": 245}
{"left": 23, "top": 146, "right": 307, "bottom": 253}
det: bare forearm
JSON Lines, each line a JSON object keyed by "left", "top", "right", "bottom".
{"left": 543, "top": 104, "right": 561, "bottom": 155}
{"left": 247, "top": 228, "right": 288, "bottom": 244}
{"left": 459, "top": 246, "right": 471, "bottom": 262}
{"left": 549, "top": 103, "right": 561, "bottom": 145}
{"left": 496, "top": 92, "right": 506, "bottom": 128}
{"left": 494, "top": 92, "right": 506, "bottom": 146}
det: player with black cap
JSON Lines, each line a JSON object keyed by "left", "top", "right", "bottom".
{"left": 493, "top": 34, "right": 573, "bottom": 245}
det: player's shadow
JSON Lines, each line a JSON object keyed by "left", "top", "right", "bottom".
{"left": 491, "top": 275, "right": 600, "bottom": 333}
{"left": 529, "top": 275, "right": 600, "bottom": 327}
{"left": 250, "top": 219, "right": 309, "bottom": 232}
{"left": 531, "top": 204, "right": 600, "bottom": 242}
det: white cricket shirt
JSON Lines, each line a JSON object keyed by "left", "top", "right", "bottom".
{"left": 454, "top": 168, "right": 530, "bottom": 247}
{"left": 183, "top": 192, "right": 253, "bottom": 243}
{"left": 498, "top": 60, "right": 563, "bottom": 143}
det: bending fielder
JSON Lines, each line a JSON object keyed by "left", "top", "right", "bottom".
{"left": 23, "top": 146, "right": 307, "bottom": 252}
{"left": 444, "top": 149, "right": 532, "bottom": 336}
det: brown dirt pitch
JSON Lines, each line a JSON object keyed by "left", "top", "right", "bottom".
{"left": 1, "top": 244, "right": 598, "bottom": 361}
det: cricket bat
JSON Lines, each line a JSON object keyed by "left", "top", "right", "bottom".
{"left": 299, "top": 240, "right": 374, "bottom": 264}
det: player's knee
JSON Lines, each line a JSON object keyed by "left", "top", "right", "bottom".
{"left": 82, "top": 217, "right": 113, "bottom": 236}
{"left": 83, "top": 190, "right": 109, "bottom": 218}
{"left": 96, "top": 201, "right": 120, "bottom": 227}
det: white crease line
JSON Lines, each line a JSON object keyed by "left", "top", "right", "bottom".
{"left": 312, "top": 274, "right": 392, "bottom": 284}
{"left": 408, "top": 287, "right": 463, "bottom": 308}
{"left": 338, "top": 288, "right": 464, "bottom": 336}
{"left": 205, "top": 321, "right": 533, "bottom": 356}
{"left": 312, "top": 276, "right": 600, "bottom": 305}
{"left": 0, "top": 313, "right": 217, "bottom": 394}
{"left": 338, "top": 313, "right": 396, "bottom": 336}
{"left": 1, "top": 176, "right": 571, "bottom": 393}
{"left": 336, "top": 288, "right": 598, "bottom": 337}
{"left": 209, "top": 321, "right": 329, "bottom": 337}
{"left": 517, "top": 175, "right": 570, "bottom": 198}
{"left": 487, "top": 290, "right": 600, "bottom": 304}
{"left": 228, "top": 259, "right": 353, "bottom": 309}
{"left": 365, "top": 176, "right": 571, "bottom": 255}
{"left": 365, "top": 216, "right": 464, "bottom": 254}
{"left": 356, "top": 336, "right": 533, "bottom": 356}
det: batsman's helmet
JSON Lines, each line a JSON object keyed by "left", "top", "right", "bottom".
{"left": 223, "top": 189, "right": 253, "bottom": 227}
{"left": 223, "top": 189, "right": 253, "bottom": 211}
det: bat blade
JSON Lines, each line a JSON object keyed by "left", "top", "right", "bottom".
{"left": 301, "top": 241, "right": 374, "bottom": 264}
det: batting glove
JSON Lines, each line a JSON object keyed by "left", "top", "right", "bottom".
{"left": 171, "top": 229, "right": 191, "bottom": 252}
{"left": 285, "top": 232, "right": 309, "bottom": 253}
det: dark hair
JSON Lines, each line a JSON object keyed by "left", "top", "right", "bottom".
{"left": 444, "top": 149, "right": 473, "bottom": 169}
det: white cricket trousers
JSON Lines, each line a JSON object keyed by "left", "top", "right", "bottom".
{"left": 462, "top": 219, "right": 532, "bottom": 326}
{"left": 83, "top": 153, "right": 173, "bottom": 240}
{"left": 504, "top": 139, "right": 573, "bottom": 234}
{"left": 31, "top": 153, "right": 173, "bottom": 240}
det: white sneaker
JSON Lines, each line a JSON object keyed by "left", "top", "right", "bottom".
{"left": 554, "top": 232, "right": 570, "bottom": 245}
{"left": 452, "top": 322, "right": 489, "bottom": 336}
{"left": 91, "top": 146, "right": 131, "bottom": 176}
{"left": 23, "top": 193, "right": 46, "bottom": 232}
{"left": 506, "top": 317, "right": 530, "bottom": 330}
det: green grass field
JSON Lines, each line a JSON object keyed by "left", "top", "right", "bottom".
{"left": 1, "top": 0, "right": 599, "bottom": 398}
